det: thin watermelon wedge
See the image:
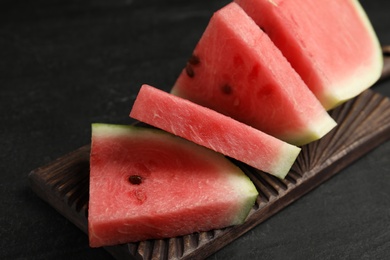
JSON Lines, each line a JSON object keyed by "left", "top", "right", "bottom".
{"left": 170, "top": 2, "right": 337, "bottom": 146}
{"left": 235, "top": 0, "right": 383, "bottom": 110}
{"left": 88, "top": 123, "right": 258, "bottom": 247}
{"left": 130, "top": 84, "right": 301, "bottom": 179}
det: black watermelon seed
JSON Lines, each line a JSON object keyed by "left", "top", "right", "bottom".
{"left": 221, "top": 84, "right": 233, "bottom": 95}
{"left": 129, "top": 175, "right": 142, "bottom": 185}
{"left": 188, "top": 54, "right": 200, "bottom": 65}
{"left": 186, "top": 63, "right": 195, "bottom": 78}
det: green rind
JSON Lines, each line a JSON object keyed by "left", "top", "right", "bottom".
{"left": 283, "top": 118, "right": 337, "bottom": 147}
{"left": 271, "top": 144, "right": 301, "bottom": 179}
{"left": 227, "top": 172, "right": 259, "bottom": 224}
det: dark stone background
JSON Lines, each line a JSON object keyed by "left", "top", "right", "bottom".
{"left": 1, "top": 0, "right": 389, "bottom": 259}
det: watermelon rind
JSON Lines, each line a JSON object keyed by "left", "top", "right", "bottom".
{"left": 281, "top": 118, "right": 337, "bottom": 147}
{"left": 271, "top": 145, "right": 301, "bottom": 179}
{"left": 88, "top": 123, "right": 258, "bottom": 247}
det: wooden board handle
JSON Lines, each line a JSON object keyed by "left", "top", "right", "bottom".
{"left": 381, "top": 45, "right": 390, "bottom": 81}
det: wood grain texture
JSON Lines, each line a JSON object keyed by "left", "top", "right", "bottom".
{"left": 28, "top": 89, "right": 390, "bottom": 260}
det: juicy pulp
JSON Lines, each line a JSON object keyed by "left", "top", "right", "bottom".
{"left": 170, "top": 2, "right": 337, "bottom": 146}
{"left": 235, "top": 0, "right": 383, "bottom": 110}
{"left": 130, "top": 84, "right": 301, "bottom": 179}
{"left": 88, "top": 123, "right": 258, "bottom": 247}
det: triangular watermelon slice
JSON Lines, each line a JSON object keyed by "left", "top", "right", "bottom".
{"left": 130, "top": 84, "right": 301, "bottom": 179}
{"left": 235, "top": 0, "right": 383, "bottom": 110}
{"left": 170, "top": 2, "right": 337, "bottom": 146}
{"left": 88, "top": 123, "right": 258, "bottom": 247}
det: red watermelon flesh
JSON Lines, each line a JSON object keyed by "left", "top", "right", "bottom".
{"left": 130, "top": 84, "right": 301, "bottom": 179}
{"left": 88, "top": 123, "right": 258, "bottom": 247}
{"left": 170, "top": 2, "right": 337, "bottom": 146}
{"left": 235, "top": 0, "right": 383, "bottom": 110}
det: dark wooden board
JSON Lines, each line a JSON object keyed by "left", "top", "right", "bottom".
{"left": 28, "top": 89, "right": 390, "bottom": 260}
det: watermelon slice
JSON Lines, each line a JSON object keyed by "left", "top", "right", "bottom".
{"left": 170, "top": 2, "right": 337, "bottom": 146}
{"left": 88, "top": 123, "right": 258, "bottom": 247}
{"left": 235, "top": 0, "right": 383, "bottom": 110}
{"left": 130, "top": 84, "right": 301, "bottom": 179}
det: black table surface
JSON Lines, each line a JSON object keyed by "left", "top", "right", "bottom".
{"left": 2, "top": 0, "right": 390, "bottom": 259}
